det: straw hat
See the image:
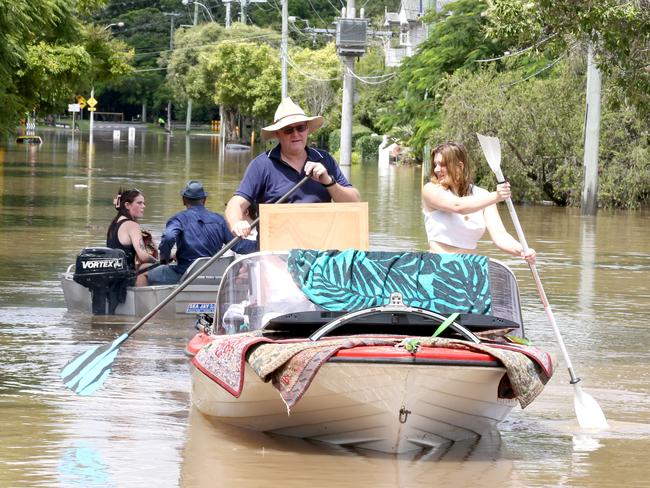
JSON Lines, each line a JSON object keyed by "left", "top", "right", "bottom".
{"left": 261, "top": 97, "right": 324, "bottom": 140}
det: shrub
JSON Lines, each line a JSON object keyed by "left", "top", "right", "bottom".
{"left": 354, "top": 133, "right": 383, "bottom": 161}
{"left": 328, "top": 125, "right": 372, "bottom": 153}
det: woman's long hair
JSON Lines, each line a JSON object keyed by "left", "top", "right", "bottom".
{"left": 107, "top": 188, "right": 142, "bottom": 241}
{"left": 429, "top": 142, "right": 472, "bottom": 197}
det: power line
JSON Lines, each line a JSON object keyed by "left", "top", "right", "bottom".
{"left": 476, "top": 33, "right": 558, "bottom": 63}
{"left": 306, "top": 0, "right": 336, "bottom": 28}
{"left": 345, "top": 66, "right": 396, "bottom": 85}
{"left": 285, "top": 52, "right": 340, "bottom": 81}
{"left": 132, "top": 32, "right": 281, "bottom": 58}
{"left": 499, "top": 44, "right": 576, "bottom": 88}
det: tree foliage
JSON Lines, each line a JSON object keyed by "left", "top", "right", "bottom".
{"left": 167, "top": 23, "right": 228, "bottom": 103}
{"left": 288, "top": 43, "right": 341, "bottom": 130}
{"left": 486, "top": 0, "right": 650, "bottom": 116}
{"left": 167, "top": 23, "right": 279, "bottom": 102}
{"left": 434, "top": 55, "right": 649, "bottom": 209}
{"left": 97, "top": 5, "right": 175, "bottom": 118}
{"left": 0, "top": 0, "right": 133, "bottom": 133}
{"left": 376, "top": 0, "right": 506, "bottom": 151}
{"left": 206, "top": 41, "right": 281, "bottom": 120}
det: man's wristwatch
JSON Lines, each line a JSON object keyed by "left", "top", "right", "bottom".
{"left": 322, "top": 175, "right": 336, "bottom": 187}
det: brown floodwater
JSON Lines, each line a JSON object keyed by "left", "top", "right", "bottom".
{"left": 1, "top": 129, "right": 649, "bottom": 487}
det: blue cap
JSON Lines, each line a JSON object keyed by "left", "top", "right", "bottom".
{"left": 181, "top": 180, "right": 208, "bottom": 199}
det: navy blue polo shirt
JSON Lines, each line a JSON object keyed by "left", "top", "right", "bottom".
{"left": 234, "top": 144, "right": 352, "bottom": 206}
{"left": 158, "top": 205, "right": 256, "bottom": 274}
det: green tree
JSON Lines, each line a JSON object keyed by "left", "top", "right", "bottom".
{"left": 486, "top": 0, "right": 650, "bottom": 115}
{"left": 204, "top": 41, "right": 281, "bottom": 141}
{"left": 376, "top": 0, "right": 506, "bottom": 152}
{"left": 434, "top": 56, "right": 649, "bottom": 209}
{"left": 167, "top": 24, "right": 280, "bottom": 139}
{"left": 167, "top": 23, "right": 227, "bottom": 104}
{"left": 0, "top": 0, "right": 133, "bottom": 133}
{"left": 288, "top": 42, "right": 341, "bottom": 140}
{"left": 97, "top": 5, "right": 176, "bottom": 121}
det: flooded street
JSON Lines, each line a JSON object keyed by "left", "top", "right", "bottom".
{"left": 1, "top": 129, "right": 649, "bottom": 487}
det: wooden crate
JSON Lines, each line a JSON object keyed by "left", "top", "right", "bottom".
{"left": 259, "top": 202, "right": 369, "bottom": 251}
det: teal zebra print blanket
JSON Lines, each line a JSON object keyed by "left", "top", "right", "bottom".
{"left": 287, "top": 250, "right": 491, "bottom": 314}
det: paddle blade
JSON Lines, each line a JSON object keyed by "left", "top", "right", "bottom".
{"left": 574, "top": 384, "right": 609, "bottom": 429}
{"left": 61, "top": 333, "right": 128, "bottom": 396}
{"left": 476, "top": 133, "right": 504, "bottom": 180}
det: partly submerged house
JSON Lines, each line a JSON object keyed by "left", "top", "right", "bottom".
{"left": 384, "top": 0, "right": 453, "bottom": 66}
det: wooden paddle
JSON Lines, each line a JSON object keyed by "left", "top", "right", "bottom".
{"left": 61, "top": 174, "right": 312, "bottom": 395}
{"left": 476, "top": 133, "right": 608, "bottom": 429}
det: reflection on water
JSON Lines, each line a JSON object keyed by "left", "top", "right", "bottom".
{"left": 578, "top": 217, "right": 597, "bottom": 318}
{"left": 58, "top": 441, "right": 110, "bottom": 487}
{"left": 180, "top": 408, "right": 514, "bottom": 488}
{"left": 1, "top": 129, "right": 650, "bottom": 487}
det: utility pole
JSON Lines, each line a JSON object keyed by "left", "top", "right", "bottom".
{"left": 281, "top": 0, "right": 288, "bottom": 98}
{"left": 240, "top": 0, "right": 246, "bottom": 24}
{"left": 164, "top": 12, "right": 181, "bottom": 134}
{"left": 221, "top": 7, "right": 233, "bottom": 157}
{"left": 339, "top": 0, "right": 357, "bottom": 168}
{"left": 581, "top": 43, "right": 601, "bottom": 216}
{"left": 225, "top": 0, "right": 232, "bottom": 27}
{"left": 185, "top": 3, "right": 199, "bottom": 133}
{"left": 89, "top": 86, "right": 95, "bottom": 147}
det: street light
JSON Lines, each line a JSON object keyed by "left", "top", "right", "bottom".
{"left": 181, "top": 0, "right": 215, "bottom": 22}
{"left": 103, "top": 22, "right": 125, "bottom": 30}
{"left": 288, "top": 16, "right": 310, "bottom": 28}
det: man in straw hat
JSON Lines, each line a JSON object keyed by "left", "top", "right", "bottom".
{"left": 148, "top": 180, "right": 256, "bottom": 285}
{"left": 226, "top": 97, "right": 360, "bottom": 238}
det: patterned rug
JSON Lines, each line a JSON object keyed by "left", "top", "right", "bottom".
{"left": 192, "top": 333, "right": 555, "bottom": 411}
{"left": 191, "top": 331, "right": 270, "bottom": 397}
{"left": 252, "top": 337, "right": 400, "bottom": 410}
{"left": 414, "top": 337, "right": 555, "bottom": 408}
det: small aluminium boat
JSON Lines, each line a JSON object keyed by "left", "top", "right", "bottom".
{"left": 60, "top": 247, "right": 235, "bottom": 317}
{"left": 188, "top": 250, "right": 555, "bottom": 454}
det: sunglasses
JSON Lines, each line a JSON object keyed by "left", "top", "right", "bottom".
{"left": 281, "top": 124, "right": 308, "bottom": 135}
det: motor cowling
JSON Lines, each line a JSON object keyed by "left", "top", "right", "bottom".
{"left": 73, "top": 247, "right": 133, "bottom": 314}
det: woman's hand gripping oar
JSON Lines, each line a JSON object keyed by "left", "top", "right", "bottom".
{"left": 60, "top": 174, "right": 313, "bottom": 396}
{"left": 476, "top": 133, "right": 608, "bottom": 430}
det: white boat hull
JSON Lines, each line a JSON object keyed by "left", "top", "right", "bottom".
{"left": 191, "top": 360, "right": 517, "bottom": 453}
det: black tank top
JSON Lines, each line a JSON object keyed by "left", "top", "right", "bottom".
{"left": 107, "top": 219, "right": 137, "bottom": 269}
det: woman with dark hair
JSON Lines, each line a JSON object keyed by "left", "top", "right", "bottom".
{"left": 106, "top": 188, "right": 157, "bottom": 286}
{"left": 421, "top": 141, "right": 536, "bottom": 263}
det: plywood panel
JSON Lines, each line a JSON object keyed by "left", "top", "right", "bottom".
{"left": 259, "top": 202, "right": 369, "bottom": 251}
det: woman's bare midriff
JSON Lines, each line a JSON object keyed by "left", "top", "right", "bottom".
{"left": 428, "top": 241, "right": 473, "bottom": 254}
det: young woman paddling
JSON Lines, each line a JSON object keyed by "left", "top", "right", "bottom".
{"left": 106, "top": 188, "right": 158, "bottom": 286}
{"left": 422, "top": 141, "right": 536, "bottom": 264}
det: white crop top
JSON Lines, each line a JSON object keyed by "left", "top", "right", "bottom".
{"left": 423, "top": 185, "right": 488, "bottom": 250}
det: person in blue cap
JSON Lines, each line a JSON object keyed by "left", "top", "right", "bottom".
{"left": 147, "top": 180, "right": 256, "bottom": 285}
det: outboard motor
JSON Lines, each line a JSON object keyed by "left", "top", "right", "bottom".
{"left": 73, "top": 247, "right": 133, "bottom": 315}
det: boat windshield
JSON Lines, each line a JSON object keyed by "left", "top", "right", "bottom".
{"left": 213, "top": 250, "right": 524, "bottom": 336}
{"left": 214, "top": 252, "right": 321, "bottom": 335}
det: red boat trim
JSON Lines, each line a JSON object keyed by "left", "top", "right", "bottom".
{"left": 328, "top": 357, "right": 500, "bottom": 367}
{"left": 186, "top": 332, "right": 212, "bottom": 357}
{"left": 330, "top": 345, "right": 500, "bottom": 367}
